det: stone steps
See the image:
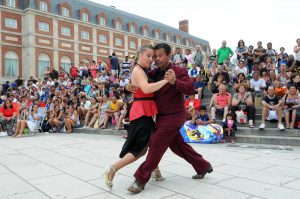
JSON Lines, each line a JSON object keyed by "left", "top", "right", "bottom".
{"left": 236, "top": 134, "right": 300, "bottom": 146}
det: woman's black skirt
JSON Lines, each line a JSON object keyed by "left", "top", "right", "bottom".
{"left": 119, "top": 116, "right": 155, "bottom": 158}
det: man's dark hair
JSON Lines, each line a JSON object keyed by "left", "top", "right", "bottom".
{"left": 200, "top": 105, "right": 207, "bottom": 111}
{"left": 112, "top": 53, "right": 116, "bottom": 56}
{"left": 81, "top": 96, "right": 87, "bottom": 99}
{"left": 154, "top": 43, "right": 171, "bottom": 55}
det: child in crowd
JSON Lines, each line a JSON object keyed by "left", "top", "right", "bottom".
{"left": 222, "top": 113, "right": 237, "bottom": 144}
{"left": 191, "top": 105, "right": 214, "bottom": 125}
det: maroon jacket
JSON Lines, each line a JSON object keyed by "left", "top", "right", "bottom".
{"left": 148, "top": 64, "right": 194, "bottom": 127}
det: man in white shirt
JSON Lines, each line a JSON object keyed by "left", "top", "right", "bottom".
{"left": 250, "top": 71, "right": 266, "bottom": 92}
{"left": 46, "top": 78, "right": 55, "bottom": 86}
{"left": 234, "top": 60, "right": 248, "bottom": 77}
{"left": 99, "top": 72, "right": 109, "bottom": 84}
{"left": 78, "top": 95, "right": 91, "bottom": 121}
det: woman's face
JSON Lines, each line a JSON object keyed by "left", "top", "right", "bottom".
{"left": 266, "top": 57, "right": 272, "bottom": 63}
{"left": 5, "top": 100, "right": 12, "bottom": 108}
{"left": 239, "top": 85, "right": 246, "bottom": 93}
{"left": 91, "top": 98, "right": 96, "bottom": 103}
{"left": 289, "top": 86, "right": 297, "bottom": 94}
{"left": 139, "top": 48, "right": 154, "bottom": 68}
{"left": 33, "top": 105, "right": 39, "bottom": 112}
{"left": 238, "top": 75, "right": 245, "bottom": 80}
{"left": 280, "top": 66, "right": 286, "bottom": 73}
{"left": 54, "top": 105, "right": 60, "bottom": 111}
{"left": 102, "top": 96, "right": 107, "bottom": 102}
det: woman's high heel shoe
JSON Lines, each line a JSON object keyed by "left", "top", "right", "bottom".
{"left": 151, "top": 169, "right": 165, "bottom": 182}
{"left": 102, "top": 166, "right": 116, "bottom": 190}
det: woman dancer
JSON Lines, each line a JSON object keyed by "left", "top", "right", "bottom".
{"left": 103, "top": 45, "right": 168, "bottom": 190}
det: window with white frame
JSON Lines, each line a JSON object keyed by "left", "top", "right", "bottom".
{"left": 115, "top": 38, "right": 122, "bottom": 46}
{"left": 166, "top": 34, "right": 170, "bottom": 42}
{"left": 176, "top": 37, "right": 180, "bottom": 44}
{"left": 38, "top": 22, "right": 50, "bottom": 32}
{"left": 186, "top": 39, "right": 189, "bottom": 46}
{"left": 116, "top": 21, "right": 121, "bottom": 30}
{"left": 82, "top": 12, "right": 88, "bottom": 22}
{"left": 129, "top": 25, "right": 135, "bottom": 33}
{"left": 61, "top": 56, "right": 72, "bottom": 72}
{"left": 81, "top": 31, "right": 90, "bottom": 40}
{"left": 143, "top": 29, "right": 148, "bottom": 37}
{"left": 6, "top": 0, "right": 16, "bottom": 7}
{"left": 99, "top": 17, "right": 106, "bottom": 26}
{"left": 61, "top": 26, "right": 70, "bottom": 36}
{"left": 155, "top": 32, "right": 160, "bottom": 39}
{"left": 38, "top": 53, "right": 50, "bottom": 77}
{"left": 99, "top": 34, "right": 107, "bottom": 43}
{"left": 130, "top": 41, "right": 136, "bottom": 49}
{"left": 62, "top": 7, "right": 70, "bottom": 17}
{"left": 4, "top": 51, "right": 18, "bottom": 77}
{"left": 39, "top": 1, "right": 48, "bottom": 11}
{"left": 5, "top": 18, "right": 17, "bottom": 29}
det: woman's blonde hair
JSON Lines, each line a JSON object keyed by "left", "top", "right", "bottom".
{"left": 134, "top": 45, "right": 154, "bottom": 64}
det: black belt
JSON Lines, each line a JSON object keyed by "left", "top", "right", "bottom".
{"left": 133, "top": 97, "right": 155, "bottom": 101}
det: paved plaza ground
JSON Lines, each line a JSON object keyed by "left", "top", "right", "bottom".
{"left": 1, "top": 133, "right": 300, "bottom": 199}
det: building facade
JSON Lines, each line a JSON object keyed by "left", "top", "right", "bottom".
{"left": 0, "top": 0, "right": 210, "bottom": 80}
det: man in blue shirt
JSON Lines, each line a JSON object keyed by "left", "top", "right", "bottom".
{"left": 110, "top": 53, "right": 119, "bottom": 77}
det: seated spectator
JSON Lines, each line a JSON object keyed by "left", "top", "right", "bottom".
{"left": 260, "top": 68, "right": 272, "bottom": 88}
{"left": 287, "top": 54, "right": 300, "bottom": 73}
{"left": 83, "top": 97, "right": 99, "bottom": 128}
{"left": 209, "top": 84, "right": 231, "bottom": 122}
{"left": 233, "top": 73, "right": 250, "bottom": 92}
{"left": 98, "top": 95, "right": 110, "bottom": 128}
{"left": 78, "top": 95, "right": 91, "bottom": 121}
{"left": 184, "top": 95, "right": 201, "bottom": 120}
{"left": 274, "top": 81, "right": 288, "bottom": 98}
{"left": 222, "top": 113, "right": 237, "bottom": 144}
{"left": 288, "top": 73, "right": 300, "bottom": 91}
{"left": 230, "top": 83, "right": 256, "bottom": 128}
{"left": 283, "top": 85, "right": 300, "bottom": 129}
{"left": 234, "top": 59, "right": 248, "bottom": 78}
{"left": 212, "top": 74, "right": 227, "bottom": 94}
{"left": 276, "top": 64, "right": 290, "bottom": 87}
{"left": 194, "top": 75, "right": 206, "bottom": 99}
{"left": 191, "top": 105, "right": 214, "bottom": 125}
{"left": 13, "top": 104, "right": 43, "bottom": 138}
{"left": 188, "top": 63, "right": 200, "bottom": 78}
{"left": 115, "top": 102, "right": 129, "bottom": 131}
{"left": 64, "top": 104, "right": 80, "bottom": 133}
{"left": 263, "top": 56, "right": 276, "bottom": 82}
{"left": 212, "top": 66, "right": 230, "bottom": 84}
{"left": 48, "top": 104, "right": 64, "bottom": 132}
{"left": 250, "top": 71, "right": 267, "bottom": 96}
{"left": 99, "top": 72, "right": 109, "bottom": 84}
{"left": 0, "top": 99, "right": 17, "bottom": 133}
{"left": 259, "top": 86, "right": 284, "bottom": 130}
{"left": 102, "top": 95, "right": 122, "bottom": 129}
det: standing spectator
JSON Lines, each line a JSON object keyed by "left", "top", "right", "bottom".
{"left": 217, "top": 41, "right": 234, "bottom": 65}
{"left": 209, "top": 49, "right": 217, "bottom": 62}
{"left": 120, "top": 56, "right": 131, "bottom": 75}
{"left": 185, "top": 49, "right": 193, "bottom": 68}
{"left": 70, "top": 63, "right": 79, "bottom": 79}
{"left": 89, "top": 60, "right": 98, "bottom": 79}
{"left": 173, "top": 48, "right": 185, "bottom": 65}
{"left": 209, "top": 84, "right": 231, "bottom": 122}
{"left": 230, "top": 83, "right": 255, "bottom": 128}
{"left": 293, "top": 38, "right": 300, "bottom": 63}
{"left": 265, "top": 42, "right": 278, "bottom": 64}
{"left": 278, "top": 47, "right": 289, "bottom": 67}
{"left": 254, "top": 41, "right": 266, "bottom": 63}
{"left": 50, "top": 67, "right": 59, "bottom": 81}
{"left": 246, "top": 45, "right": 255, "bottom": 74}
{"left": 110, "top": 53, "right": 119, "bottom": 77}
{"left": 283, "top": 85, "right": 300, "bottom": 129}
{"left": 235, "top": 40, "right": 248, "bottom": 61}
{"left": 259, "top": 86, "right": 284, "bottom": 130}
{"left": 193, "top": 45, "right": 204, "bottom": 67}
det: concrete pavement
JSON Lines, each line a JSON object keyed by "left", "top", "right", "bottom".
{"left": 0, "top": 133, "right": 300, "bottom": 199}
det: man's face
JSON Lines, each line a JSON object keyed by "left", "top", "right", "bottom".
{"left": 267, "top": 43, "right": 272, "bottom": 49}
{"left": 222, "top": 42, "right": 226, "bottom": 47}
{"left": 253, "top": 72, "right": 259, "bottom": 80}
{"left": 268, "top": 87, "right": 275, "bottom": 96}
{"left": 154, "top": 48, "right": 171, "bottom": 68}
{"left": 212, "top": 49, "right": 216, "bottom": 54}
{"left": 239, "top": 62, "right": 245, "bottom": 68}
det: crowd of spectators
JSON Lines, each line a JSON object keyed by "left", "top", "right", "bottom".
{"left": 1, "top": 38, "right": 300, "bottom": 139}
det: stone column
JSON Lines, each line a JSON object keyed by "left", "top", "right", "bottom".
{"left": 53, "top": 19, "right": 59, "bottom": 69}
{"left": 74, "top": 24, "right": 79, "bottom": 66}
{"left": 92, "top": 28, "right": 97, "bottom": 61}
{"left": 109, "top": 31, "right": 114, "bottom": 55}
{"left": 124, "top": 35, "right": 128, "bottom": 56}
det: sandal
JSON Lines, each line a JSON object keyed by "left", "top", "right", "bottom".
{"left": 102, "top": 166, "right": 116, "bottom": 190}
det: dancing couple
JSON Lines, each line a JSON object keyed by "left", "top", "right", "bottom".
{"left": 103, "top": 43, "right": 212, "bottom": 193}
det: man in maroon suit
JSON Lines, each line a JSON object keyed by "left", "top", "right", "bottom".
{"left": 127, "top": 43, "right": 212, "bottom": 193}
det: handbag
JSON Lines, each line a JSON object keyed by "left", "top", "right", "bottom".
{"left": 235, "top": 110, "right": 247, "bottom": 124}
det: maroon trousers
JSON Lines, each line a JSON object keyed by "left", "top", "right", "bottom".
{"left": 134, "top": 124, "right": 210, "bottom": 184}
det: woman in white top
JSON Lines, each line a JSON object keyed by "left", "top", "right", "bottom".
{"left": 294, "top": 38, "right": 300, "bottom": 62}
